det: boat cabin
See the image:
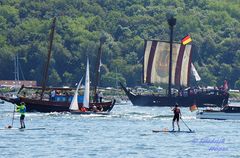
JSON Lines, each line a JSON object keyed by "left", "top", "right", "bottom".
{"left": 54, "top": 95, "right": 83, "bottom": 103}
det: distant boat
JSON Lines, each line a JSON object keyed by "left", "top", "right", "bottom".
{"left": 196, "top": 104, "right": 240, "bottom": 120}
{"left": 0, "top": 84, "right": 114, "bottom": 112}
{"left": 69, "top": 57, "right": 115, "bottom": 115}
{"left": 120, "top": 17, "right": 229, "bottom": 107}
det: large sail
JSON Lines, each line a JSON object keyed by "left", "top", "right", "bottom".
{"left": 69, "top": 77, "right": 83, "bottom": 111}
{"left": 143, "top": 40, "right": 192, "bottom": 86}
{"left": 83, "top": 58, "right": 90, "bottom": 108}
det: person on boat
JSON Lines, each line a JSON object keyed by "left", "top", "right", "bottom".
{"left": 99, "top": 91, "right": 103, "bottom": 103}
{"left": 80, "top": 106, "right": 87, "bottom": 112}
{"left": 172, "top": 103, "right": 181, "bottom": 131}
{"left": 50, "top": 90, "right": 56, "bottom": 101}
{"left": 94, "top": 92, "right": 99, "bottom": 103}
{"left": 92, "top": 105, "right": 99, "bottom": 113}
{"left": 98, "top": 105, "right": 103, "bottom": 111}
{"left": 16, "top": 102, "right": 26, "bottom": 129}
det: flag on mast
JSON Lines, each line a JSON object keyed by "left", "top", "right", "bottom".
{"left": 181, "top": 35, "right": 192, "bottom": 45}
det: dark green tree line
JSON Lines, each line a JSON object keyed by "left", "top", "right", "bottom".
{"left": 0, "top": 0, "right": 239, "bottom": 89}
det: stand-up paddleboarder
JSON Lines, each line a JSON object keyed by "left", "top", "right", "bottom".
{"left": 172, "top": 103, "right": 181, "bottom": 131}
{"left": 16, "top": 102, "right": 26, "bottom": 129}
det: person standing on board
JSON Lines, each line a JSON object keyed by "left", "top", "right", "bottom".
{"left": 172, "top": 103, "right": 181, "bottom": 131}
{"left": 16, "top": 102, "right": 26, "bottom": 129}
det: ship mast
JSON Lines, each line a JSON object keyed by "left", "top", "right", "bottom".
{"left": 167, "top": 16, "right": 176, "bottom": 97}
{"left": 93, "top": 36, "right": 106, "bottom": 102}
{"left": 40, "top": 17, "right": 56, "bottom": 100}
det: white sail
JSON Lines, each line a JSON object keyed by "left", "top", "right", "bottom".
{"left": 69, "top": 77, "right": 83, "bottom": 111}
{"left": 83, "top": 58, "right": 90, "bottom": 108}
{"left": 191, "top": 63, "right": 201, "bottom": 81}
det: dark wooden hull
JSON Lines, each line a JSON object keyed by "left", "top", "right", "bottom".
{"left": 0, "top": 96, "right": 115, "bottom": 112}
{"left": 120, "top": 84, "right": 229, "bottom": 107}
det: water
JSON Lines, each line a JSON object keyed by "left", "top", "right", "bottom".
{"left": 0, "top": 101, "right": 239, "bottom": 158}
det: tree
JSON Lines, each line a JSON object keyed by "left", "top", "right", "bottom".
{"left": 48, "top": 69, "right": 62, "bottom": 86}
{"left": 235, "top": 79, "right": 240, "bottom": 90}
{"left": 101, "top": 72, "right": 126, "bottom": 87}
{"left": 0, "top": 0, "right": 239, "bottom": 87}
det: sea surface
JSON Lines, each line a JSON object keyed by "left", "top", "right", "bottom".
{"left": 0, "top": 100, "right": 239, "bottom": 158}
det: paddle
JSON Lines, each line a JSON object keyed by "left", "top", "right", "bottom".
{"left": 180, "top": 117, "right": 193, "bottom": 132}
{"left": 7, "top": 104, "right": 16, "bottom": 129}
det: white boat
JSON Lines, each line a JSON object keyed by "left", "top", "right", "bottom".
{"left": 69, "top": 58, "right": 114, "bottom": 114}
{"left": 196, "top": 104, "right": 240, "bottom": 120}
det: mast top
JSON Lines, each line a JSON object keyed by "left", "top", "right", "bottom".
{"left": 167, "top": 16, "right": 176, "bottom": 27}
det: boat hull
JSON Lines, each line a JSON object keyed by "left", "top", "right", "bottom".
{"left": 120, "top": 84, "right": 229, "bottom": 107}
{"left": 0, "top": 96, "right": 115, "bottom": 113}
{"left": 196, "top": 111, "right": 240, "bottom": 120}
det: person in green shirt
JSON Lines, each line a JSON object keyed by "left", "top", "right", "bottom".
{"left": 16, "top": 102, "right": 26, "bottom": 129}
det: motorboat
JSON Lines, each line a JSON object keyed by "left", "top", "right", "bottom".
{"left": 196, "top": 104, "right": 240, "bottom": 120}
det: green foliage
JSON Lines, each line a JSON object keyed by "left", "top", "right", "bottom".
{"left": 101, "top": 72, "right": 126, "bottom": 87}
{"left": 0, "top": 0, "right": 239, "bottom": 88}
{"left": 48, "top": 69, "right": 62, "bottom": 86}
{"left": 235, "top": 79, "right": 240, "bottom": 90}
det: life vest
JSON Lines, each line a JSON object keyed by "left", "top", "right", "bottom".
{"left": 17, "top": 105, "right": 26, "bottom": 115}
{"left": 80, "top": 107, "right": 86, "bottom": 112}
{"left": 174, "top": 108, "right": 180, "bottom": 115}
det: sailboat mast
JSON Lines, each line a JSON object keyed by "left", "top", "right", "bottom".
{"left": 93, "top": 36, "right": 106, "bottom": 101}
{"left": 167, "top": 16, "right": 176, "bottom": 97}
{"left": 40, "top": 17, "right": 56, "bottom": 100}
{"left": 14, "top": 54, "right": 19, "bottom": 89}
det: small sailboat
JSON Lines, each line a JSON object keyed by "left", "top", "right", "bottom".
{"left": 69, "top": 77, "right": 83, "bottom": 111}
{"left": 70, "top": 58, "right": 114, "bottom": 115}
{"left": 83, "top": 58, "right": 90, "bottom": 110}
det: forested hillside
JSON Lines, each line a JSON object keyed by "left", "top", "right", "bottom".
{"left": 0, "top": 0, "right": 239, "bottom": 89}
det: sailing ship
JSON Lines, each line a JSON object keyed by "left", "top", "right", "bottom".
{"left": 120, "top": 17, "right": 229, "bottom": 107}
{"left": 0, "top": 17, "right": 115, "bottom": 112}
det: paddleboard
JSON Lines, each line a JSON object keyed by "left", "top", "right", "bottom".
{"left": 0, "top": 127, "right": 46, "bottom": 131}
{"left": 152, "top": 130, "right": 195, "bottom": 133}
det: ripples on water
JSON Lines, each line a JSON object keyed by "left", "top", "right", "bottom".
{"left": 0, "top": 101, "right": 239, "bottom": 158}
